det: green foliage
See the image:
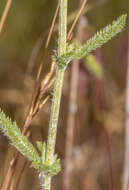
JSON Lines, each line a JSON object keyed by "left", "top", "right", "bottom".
{"left": 54, "top": 14, "right": 127, "bottom": 68}
{"left": 34, "top": 141, "right": 61, "bottom": 176}
{"left": 0, "top": 109, "right": 61, "bottom": 177}
{"left": 33, "top": 154, "right": 61, "bottom": 176}
{"left": 84, "top": 54, "right": 103, "bottom": 79}
{"left": 33, "top": 143, "right": 61, "bottom": 176}
{"left": 0, "top": 110, "right": 40, "bottom": 162}
{"left": 36, "top": 141, "right": 45, "bottom": 152}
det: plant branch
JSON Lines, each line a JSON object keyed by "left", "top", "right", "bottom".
{"left": 54, "top": 14, "right": 127, "bottom": 67}
{"left": 41, "top": 0, "right": 68, "bottom": 189}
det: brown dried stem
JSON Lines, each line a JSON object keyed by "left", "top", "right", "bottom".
{"left": 1, "top": 2, "right": 59, "bottom": 189}
{"left": 67, "top": 0, "right": 87, "bottom": 42}
{"left": 0, "top": 0, "right": 12, "bottom": 33}
{"left": 36, "top": 0, "right": 59, "bottom": 82}
{"left": 45, "top": 2, "right": 60, "bottom": 49}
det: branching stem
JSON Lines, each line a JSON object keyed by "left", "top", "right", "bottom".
{"left": 42, "top": 0, "right": 67, "bottom": 189}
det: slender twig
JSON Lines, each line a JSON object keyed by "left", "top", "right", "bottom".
{"left": 122, "top": 31, "right": 129, "bottom": 190}
{"left": 45, "top": 2, "right": 60, "bottom": 49}
{"left": 36, "top": 1, "right": 59, "bottom": 82}
{"left": 26, "top": 1, "right": 59, "bottom": 78}
{"left": 67, "top": 0, "right": 87, "bottom": 42}
{"left": 0, "top": 0, "right": 12, "bottom": 33}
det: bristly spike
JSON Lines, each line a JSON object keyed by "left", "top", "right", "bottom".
{"left": 0, "top": 109, "right": 61, "bottom": 177}
{"left": 0, "top": 109, "right": 40, "bottom": 163}
{"left": 54, "top": 14, "right": 127, "bottom": 67}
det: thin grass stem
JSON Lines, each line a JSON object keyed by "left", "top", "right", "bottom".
{"left": 0, "top": 0, "right": 12, "bottom": 33}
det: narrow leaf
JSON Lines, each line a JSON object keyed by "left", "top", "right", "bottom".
{"left": 0, "top": 110, "right": 40, "bottom": 162}
{"left": 55, "top": 14, "right": 127, "bottom": 66}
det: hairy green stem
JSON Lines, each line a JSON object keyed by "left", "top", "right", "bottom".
{"left": 42, "top": 0, "right": 68, "bottom": 189}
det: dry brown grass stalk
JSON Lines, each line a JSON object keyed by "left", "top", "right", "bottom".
{"left": 67, "top": 0, "right": 87, "bottom": 42}
{"left": 45, "top": 2, "right": 60, "bottom": 49}
{"left": 1, "top": 2, "right": 59, "bottom": 188}
{"left": 0, "top": 0, "right": 12, "bottom": 33}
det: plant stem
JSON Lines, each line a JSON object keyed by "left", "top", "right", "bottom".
{"left": 0, "top": 0, "right": 12, "bottom": 33}
{"left": 46, "top": 67, "right": 65, "bottom": 163}
{"left": 42, "top": 0, "right": 67, "bottom": 189}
